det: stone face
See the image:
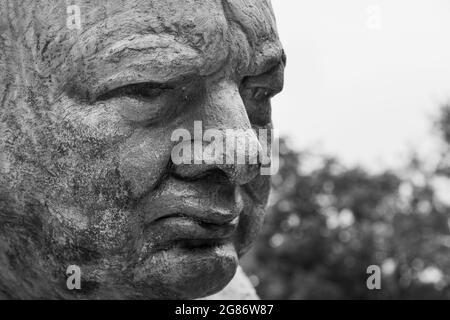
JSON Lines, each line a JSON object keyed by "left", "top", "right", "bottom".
{"left": 0, "top": 0, "right": 284, "bottom": 299}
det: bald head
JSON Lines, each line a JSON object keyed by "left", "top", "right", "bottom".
{"left": 1, "top": 0, "right": 281, "bottom": 99}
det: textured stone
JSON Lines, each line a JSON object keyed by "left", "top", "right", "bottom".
{"left": 0, "top": 0, "right": 284, "bottom": 299}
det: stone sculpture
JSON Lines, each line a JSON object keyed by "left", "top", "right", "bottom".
{"left": 0, "top": 0, "right": 285, "bottom": 299}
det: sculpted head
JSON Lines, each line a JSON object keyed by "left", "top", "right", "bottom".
{"left": 0, "top": 0, "right": 284, "bottom": 299}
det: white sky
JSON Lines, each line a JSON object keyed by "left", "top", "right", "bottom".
{"left": 271, "top": 0, "right": 450, "bottom": 171}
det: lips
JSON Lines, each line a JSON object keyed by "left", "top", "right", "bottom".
{"left": 143, "top": 212, "right": 239, "bottom": 252}
{"left": 148, "top": 215, "right": 238, "bottom": 249}
{"left": 139, "top": 176, "right": 245, "bottom": 250}
{"left": 146, "top": 200, "right": 241, "bottom": 226}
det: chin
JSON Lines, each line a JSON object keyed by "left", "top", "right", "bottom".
{"left": 133, "top": 242, "right": 239, "bottom": 299}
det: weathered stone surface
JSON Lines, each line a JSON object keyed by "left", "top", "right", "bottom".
{"left": 0, "top": 0, "right": 284, "bottom": 299}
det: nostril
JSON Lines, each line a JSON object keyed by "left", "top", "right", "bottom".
{"left": 203, "top": 169, "right": 232, "bottom": 184}
{"left": 171, "top": 166, "right": 230, "bottom": 184}
{"left": 170, "top": 158, "right": 262, "bottom": 186}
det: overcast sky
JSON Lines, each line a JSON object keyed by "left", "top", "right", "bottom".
{"left": 271, "top": 0, "right": 450, "bottom": 171}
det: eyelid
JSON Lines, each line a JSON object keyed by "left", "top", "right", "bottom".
{"left": 252, "top": 87, "right": 275, "bottom": 101}
{"left": 93, "top": 72, "right": 199, "bottom": 102}
{"left": 96, "top": 82, "right": 174, "bottom": 102}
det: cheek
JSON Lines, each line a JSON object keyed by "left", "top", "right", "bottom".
{"left": 80, "top": 207, "right": 140, "bottom": 253}
{"left": 49, "top": 100, "right": 175, "bottom": 204}
{"left": 47, "top": 203, "right": 139, "bottom": 254}
{"left": 46, "top": 103, "right": 129, "bottom": 207}
{"left": 45, "top": 100, "right": 178, "bottom": 250}
{"left": 235, "top": 175, "right": 271, "bottom": 255}
{"left": 118, "top": 127, "right": 174, "bottom": 198}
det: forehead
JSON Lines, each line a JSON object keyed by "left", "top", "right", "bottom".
{"left": 34, "top": 0, "right": 282, "bottom": 96}
{"left": 224, "top": 0, "right": 281, "bottom": 72}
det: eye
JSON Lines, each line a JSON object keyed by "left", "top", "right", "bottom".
{"left": 239, "top": 62, "right": 284, "bottom": 126}
{"left": 93, "top": 80, "right": 202, "bottom": 126}
{"left": 93, "top": 82, "right": 179, "bottom": 125}
{"left": 240, "top": 86, "right": 273, "bottom": 127}
{"left": 240, "top": 80, "right": 280, "bottom": 127}
{"left": 97, "top": 82, "right": 174, "bottom": 102}
{"left": 251, "top": 87, "right": 276, "bottom": 101}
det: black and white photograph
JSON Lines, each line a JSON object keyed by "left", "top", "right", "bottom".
{"left": 0, "top": 0, "right": 450, "bottom": 307}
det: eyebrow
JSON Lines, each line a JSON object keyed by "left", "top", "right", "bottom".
{"left": 87, "top": 34, "right": 226, "bottom": 99}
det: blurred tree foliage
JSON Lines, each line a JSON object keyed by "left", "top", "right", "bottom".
{"left": 241, "top": 105, "right": 450, "bottom": 299}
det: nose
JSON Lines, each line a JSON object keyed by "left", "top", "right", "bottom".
{"left": 171, "top": 79, "right": 265, "bottom": 185}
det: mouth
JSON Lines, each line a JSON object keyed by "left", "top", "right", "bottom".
{"left": 138, "top": 175, "right": 245, "bottom": 253}
{"left": 131, "top": 174, "right": 262, "bottom": 297}
{"left": 143, "top": 212, "right": 240, "bottom": 252}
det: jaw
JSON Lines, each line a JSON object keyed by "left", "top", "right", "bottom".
{"left": 59, "top": 192, "right": 266, "bottom": 299}
{"left": 132, "top": 242, "right": 239, "bottom": 299}
{"left": 0, "top": 174, "right": 268, "bottom": 299}
{"left": 64, "top": 242, "right": 239, "bottom": 299}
